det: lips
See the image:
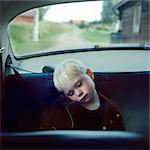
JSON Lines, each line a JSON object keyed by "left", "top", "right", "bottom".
{"left": 80, "top": 94, "right": 88, "bottom": 103}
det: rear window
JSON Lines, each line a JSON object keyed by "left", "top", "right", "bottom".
{"left": 8, "top": 0, "right": 150, "bottom": 57}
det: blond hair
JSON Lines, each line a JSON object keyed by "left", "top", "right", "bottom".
{"left": 53, "top": 59, "right": 86, "bottom": 92}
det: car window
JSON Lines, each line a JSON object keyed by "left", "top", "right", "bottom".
{"left": 7, "top": 0, "right": 150, "bottom": 57}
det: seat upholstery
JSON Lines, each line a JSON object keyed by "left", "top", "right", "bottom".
{"left": 2, "top": 72, "right": 149, "bottom": 136}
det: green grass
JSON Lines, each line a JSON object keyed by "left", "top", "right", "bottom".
{"left": 8, "top": 21, "right": 112, "bottom": 55}
{"left": 80, "top": 28, "right": 111, "bottom": 44}
{"left": 8, "top": 21, "right": 75, "bottom": 55}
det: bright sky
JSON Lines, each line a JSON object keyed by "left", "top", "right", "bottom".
{"left": 44, "top": 1, "right": 103, "bottom": 22}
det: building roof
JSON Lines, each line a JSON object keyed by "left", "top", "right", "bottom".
{"left": 113, "top": 0, "right": 130, "bottom": 15}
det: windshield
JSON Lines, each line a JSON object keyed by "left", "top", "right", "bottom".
{"left": 8, "top": 0, "right": 150, "bottom": 57}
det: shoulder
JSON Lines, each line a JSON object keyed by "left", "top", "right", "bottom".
{"left": 99, "top": 92, "right": 120, "bottom": 113}
{"left": 37, "top": 96, "right": 73, "bottom": 130}
{"left": 98, "top": 92, "right": 123, "bottom": 121}
{"left": 98, "top": 92, "right": 125, "bottom": 130}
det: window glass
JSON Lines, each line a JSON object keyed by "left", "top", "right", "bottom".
{"left": 8, "top": 0, "right": 150, "bottom": 57}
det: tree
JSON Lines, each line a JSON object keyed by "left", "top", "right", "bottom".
{"left": 39, "top": 6, "right": 49, "bottom": 20}
{"left": 32, "top": 8, "right": 39, "bottom": 42}
{"left": 101, "top": 0, "right": 118, "bottom": 24}
{"left": 32, "top": 6, "right": 49, "bottom": 42}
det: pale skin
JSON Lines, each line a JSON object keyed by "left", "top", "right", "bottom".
{"left": 63, "top": 68, "right": 100, "bottom": 111}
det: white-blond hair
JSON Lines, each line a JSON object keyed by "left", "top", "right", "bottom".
{"left": 53, "top": 59, "right": 86, "bottom": 92}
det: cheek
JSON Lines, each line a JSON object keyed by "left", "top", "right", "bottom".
{"left": 82, "top": 83, "right": 92, "bottom": 94}
{"left": 84, "top": 79, "right": 95, "bottom": 93}
{"left": 88, "top": 84, "right": 94, "bottom": 93}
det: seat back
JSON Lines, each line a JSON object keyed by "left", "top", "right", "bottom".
{"left": 95, "top": 72, "right": 149, "bottom": 135}
{"left": 2, "top": 71, "right": 149, "bottom": 135}
{"left": 2, "top": 73, "right": 59, "bottom": 131}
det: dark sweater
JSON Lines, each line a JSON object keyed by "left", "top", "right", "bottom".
{"left": 37, "top": 92, "right": 125, "bottom": 131}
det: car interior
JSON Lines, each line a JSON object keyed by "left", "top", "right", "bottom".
{"left": 0, "top": 0, "right": 150, "bottom": 149}
{"left": 1, "top": 68, "right": 149, "bottom": 147}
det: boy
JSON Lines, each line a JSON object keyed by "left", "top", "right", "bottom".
{"left": 53, "top": 59, "right": 125, "bottom": 130}
{"left": 38, "top": 59, "right": 125, "bottom": 130}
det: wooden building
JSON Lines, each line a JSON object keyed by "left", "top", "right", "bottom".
{"left": 113, "top": 0, "right": 150, "bottom": 43}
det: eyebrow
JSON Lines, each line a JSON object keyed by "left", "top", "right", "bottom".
{"left": 74, "top": 78, "right": 82, "bottom": 87}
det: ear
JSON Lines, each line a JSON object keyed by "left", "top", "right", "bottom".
{"left": 86, "top": 68, "right": 94, "bottom": 80}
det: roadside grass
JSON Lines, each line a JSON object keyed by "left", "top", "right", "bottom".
{"left": 79, "top": 23, "right": 113, "bottom": 44}
{"left": 8, "top": 21, "right": 113, "bottom": 55}
{"left": 80, "top": 28, "right": 111, "bottom": 44}
{"left": 8, "top": 21, "right": 75, "bottom": 55}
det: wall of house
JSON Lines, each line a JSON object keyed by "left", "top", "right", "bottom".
{"left": 140, "top": 1, "right": 150, "bottom": 41}
{"left": 15, "top": 16, "right": 33, "bottom": 24}
{"left": 120, "top": 1, "right": 149, "bottom": 43}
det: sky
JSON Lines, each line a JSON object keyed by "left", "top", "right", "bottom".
{"left": 44, "top": 1, "right": 103, "bottom": 22}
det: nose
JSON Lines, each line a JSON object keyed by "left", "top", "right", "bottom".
{"left": 75, "top": 88, "right": 83, "bottom": 97}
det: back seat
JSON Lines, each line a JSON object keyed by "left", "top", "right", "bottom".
{"left": 2, "top": 71, "right": 149, "bottom": 136}
{"left": 94, "top": 72, "right": 149, "bottom": 136}
{"left": 2, "top": 73, "right": 59, "bottom": 132}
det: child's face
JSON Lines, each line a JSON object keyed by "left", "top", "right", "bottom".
{"left": 63, "top": 69, "right": 96, "bottom": 104}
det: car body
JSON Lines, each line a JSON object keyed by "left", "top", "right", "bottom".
{"left": 0, "top": 0, "right": 150, "bottom": 149}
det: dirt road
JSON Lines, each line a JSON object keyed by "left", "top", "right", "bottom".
{"left": 44, "top": 29, "right": 93, "bottom": 52}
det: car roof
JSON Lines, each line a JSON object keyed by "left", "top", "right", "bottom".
{"left": 0, "top": 0, "right": 91, "bottom": 25}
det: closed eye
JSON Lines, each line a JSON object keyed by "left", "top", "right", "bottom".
{"left": 67, "top": 90, "right": 74, "bottom": 97}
